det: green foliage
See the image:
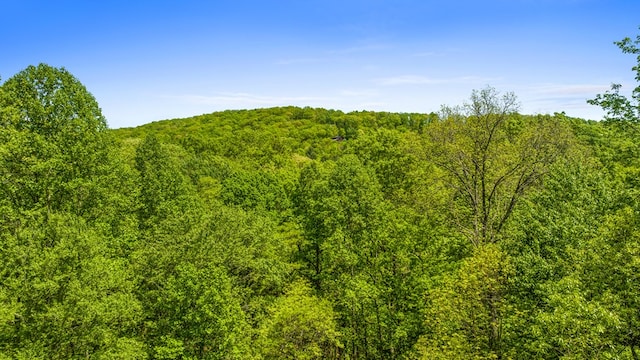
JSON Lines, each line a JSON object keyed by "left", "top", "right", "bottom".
{"left": 4, "top": 60, "right": 640, "bottom": 359}
{"left": 347, "top": 128, "right": 418, "bottom": 202}
{"left": 293, "top": 154, "right": 435, "bottom": 359}
{"left": 220, "top": 168, "right": 290, "bottom": 213}
{"left": 0, "top": 213, "right": 143, "bottom": 359}
{"left": 0, "top": 64, "right": 114, "bottom": 217}
{"left": 0, "top": 64, "right": 110, "bottom": 183}
{"left": 417, "top": 244, "right": 513, "bottom": 359}
{"left": 0, "top": 64, "right": 106, "bottom": 135}
{"left": 134, "top": 134, "right": 196, "bottom": 230}
{"left": 501, "top": 152, "right": 636, "bottom": 359}
{"left": 588, "top": 27, "right": 640, "bottom": 124}
{"left": 258, "top": 280, "right": 341, "bottom": 359}
{"left": 427, "top": 88, "right": 570, "bottom": 245}
{"left": 147, "top": 263, "right": 250, "bottom": 359}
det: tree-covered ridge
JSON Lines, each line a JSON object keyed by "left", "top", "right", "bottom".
{"left": 114, "top": 106, "right": 434, "bottom": 165}
{"left": 1, "top": 28, "right": 640, "bottom": 359}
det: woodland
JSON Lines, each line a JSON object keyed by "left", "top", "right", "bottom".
{"left": 0, "top": 32, "right": 639, "bottom": 359}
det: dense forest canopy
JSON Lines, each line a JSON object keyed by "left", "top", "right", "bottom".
{"left": 1, "top": 29, "right": 640, "bottom": 359}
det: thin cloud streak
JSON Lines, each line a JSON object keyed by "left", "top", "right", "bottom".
{"left": 375, "top": 75, "right": 502, "bottom": 86}
{"left": 170, "top": 93, "right": 331, "bottom": 107}
{"left": 513, "top": 83, "right": 609, "bottom": 119}
{"left": 164, "top": 90, "right": 392, "bottom": 114}
{"left": 527, "top": 83, "right": 611, "bottom": 96}
{"left": 339, "top": 89, "right": 380, "bottom": 97}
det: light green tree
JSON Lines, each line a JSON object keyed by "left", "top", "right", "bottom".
{"left": 427, "top": 87, "right": 569, "bottom": 246}
{"left": 0, "top": 65, "right": 145, "bottom": 358}
{"left": 258, "top": 280, "right": 341, "bottom": 359}
{"left": 421, "top": 88, "right": 570, "bottom": 358}
{"left": 0, "top": 213, "right": 144, "bottom": 359}
{"left": 0, "top": 64, "right": 111, "bottom": 216}
{"left": 417, "top": 244, "right": 513, "bottom": 360}
{"left": 588, "top": 28, "right": 640, "bottom": 124}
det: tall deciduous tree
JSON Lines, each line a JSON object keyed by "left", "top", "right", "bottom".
{"left": 0, "top": 63, "right": 109, "bottom": 177}
{"left": 0, "top": 63, "right": 111, "bottom": 216}
{"left": 422, "top": 88, "right": 570, "bottom": 358}
{"left": 427, "top": 87, "right": 569, "bottom": 246}
{"left": 0, "top": 64, "right": 146, "bottom": 358}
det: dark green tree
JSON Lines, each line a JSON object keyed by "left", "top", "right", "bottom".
{"left": 134, "top": 134, "right": 197, "bottom": 231}
{"left": 294, "top": 155, "right": 430, "bottom": 359}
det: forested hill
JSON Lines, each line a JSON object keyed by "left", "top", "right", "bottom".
{"left": 2, "top": 64, "right": 640, "bottom": 359}
{"left": 113, "top": 106, "right": 435, "bottom": 162}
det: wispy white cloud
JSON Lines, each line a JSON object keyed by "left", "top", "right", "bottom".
{"left": 412, "top": 51, "right": 439, "bottom": 57}
{"left": 517, "top": 83, "right": 611, "bottom": 110}
{"left": 375, "top": 75, "right": 501, "bottom": 86}
{"left": 514, "top": 83, "right": 611, "bottom": 119}
{"left": 162, "top": 89, "right": 391, "bottom": 114}
{"left": 339, "top": 88, "right": 380, "bottom": 97}
{"left": 169, "top": 92, "right": 330, "bottom": 107}
{"left": 527, "top": 83, "right": 611, "bottom": 96}
{"left": 412, "top": 48, "right": 463, "bottom": 58}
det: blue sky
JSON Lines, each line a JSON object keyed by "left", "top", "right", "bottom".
{"left": 2, "top": 0, "right": 639, "bottom": 128}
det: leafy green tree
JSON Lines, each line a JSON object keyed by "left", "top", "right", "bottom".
{"left": 421, "top": 88, "right": 571, "bottom": 358}
{"left": 530, "top": 204, "right": 640, "bottom": 359}
{"left": 347, "top": 128, "right": 418, "bottom": 202}
{"left": 220, "top": 168, "right": 290, "bottom": 213}
{"left": 531, "top": 276, "right": 623, "bottom": 359}
{"left": 496, "top": 157, "right": 620, "bottom": 358}
{"left": 588, "top": 28, "right": 640, "bottom": 124}
{"left": 0, "top": 64, "right": 111, "bottom": 216}
{"left": 147, "top": 263, "right": 250, "bottom": 359}
{"left": 258, "top": 280, "right": 342, "bottom": 359}
{"left": 0, "top": 65, "right": 147, "bottom": 358}
{"left": 586, "top": 206, "right": 640, "bottom": 358}
{"left": 427, "top": 88, "right": 569, "bottom": 246}
{"left": 132, "top": 137, "right": 289, "bottom": 358}
{"left": 0, "top": 213, "right": 144, "bottom": 359}
{"left": 0, "top": 64, "right": 107, "bottom": 137}
{"left": 294, "top": 155, "right": 430, "bottom": 359}
{"left": 588, "top": 29, "right": 640, "bottom": 193}
{"left": 191, "top": 205, "right": 294, "bottom": 323}
{"left": 417, "top": 244, "right": 513, "bottom": 360}
{"left": 134, "top": 134, "right": 197, "bottom": 232}
{"left": 575, "top": 28, "right": 640, "bottom": 359}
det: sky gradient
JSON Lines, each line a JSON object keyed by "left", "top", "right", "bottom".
{"left": 2, "top": 0, "right": 639, "bottom": 128}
